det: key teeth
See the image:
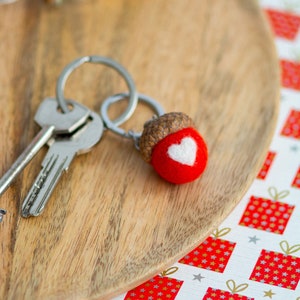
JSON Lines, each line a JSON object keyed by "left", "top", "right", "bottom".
{"left": 21, "top": 154, "right": 58, "bottom": 217}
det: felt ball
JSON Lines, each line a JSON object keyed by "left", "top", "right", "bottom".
{"left": 139, "top": 112, "right": 208, "bottom": 184}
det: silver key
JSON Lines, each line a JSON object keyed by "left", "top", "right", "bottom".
{"left": 21, "top": 110, "right": 103, "bottom": 217}
{"left": 0, "top": 98, "right": 89, "bottom": 198}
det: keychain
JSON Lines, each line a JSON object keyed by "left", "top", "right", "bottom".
{"left": 101, "top": 92, "right": 208, "bottom": 184}
{"left": 0, "top": 54, "right": 208, "bottom": 221}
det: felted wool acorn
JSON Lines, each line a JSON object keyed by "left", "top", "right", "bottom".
{"left": 139, "top": 112, "right": 208, "bottom": 184}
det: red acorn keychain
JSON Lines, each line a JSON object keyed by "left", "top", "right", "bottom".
{"left": 101, "top": 93, "right": 208, "bottom": 184}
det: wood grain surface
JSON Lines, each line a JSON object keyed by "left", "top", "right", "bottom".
{"left": 0, "top": 0, "right": 279, "bottom": 299}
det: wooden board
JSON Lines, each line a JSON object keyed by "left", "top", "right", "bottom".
{"left": 0, "top": 0, "right": 279, "bottom": 299}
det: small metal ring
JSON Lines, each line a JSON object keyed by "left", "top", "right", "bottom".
{"left": 56, "top": 55, "right": 138, "bottom": 126}
{"left": 101, "top": 92, "right": 165, "bottom": 142}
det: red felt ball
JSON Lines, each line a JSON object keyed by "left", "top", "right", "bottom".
{"left": 150, "top": 127, "right": 208, "bottom": 184}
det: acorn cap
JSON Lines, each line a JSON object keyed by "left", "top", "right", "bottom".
{"left": 139, "top": 112, "right": 195, "bottom": 162}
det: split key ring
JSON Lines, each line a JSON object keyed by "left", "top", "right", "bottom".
{"left": 56, "top": 55, "right": 138, "bottom": 126}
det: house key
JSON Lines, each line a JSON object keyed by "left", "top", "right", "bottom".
{"left": 21, "top": 110, "right": 103, "bottom": 217}
{"left": 0, "top": 97, "right": 89, "bottom": 199}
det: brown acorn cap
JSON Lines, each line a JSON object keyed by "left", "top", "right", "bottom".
{"left": 139, "top": 112, "right": 194, "bottom": 162}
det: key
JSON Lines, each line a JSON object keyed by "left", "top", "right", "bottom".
{"left": 21, "top": 110, "right": 103, "bottom": 217}
{"left": 0, "top": 209, "right": 6, "bottom": 223}
{"left": 0, "top": 97, "right": 89, "bottom": 198}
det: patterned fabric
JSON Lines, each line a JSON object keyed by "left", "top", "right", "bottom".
{"left": 114, "top": 1, "right": 300, "bottom": 299}
{"left": 124, "top": 274, "right": 183, "bottom": 300}
{"left": 238, "top": 195, "right": 295, "bottom": 234}
{"left": 179, "top": 230, "right": 236, "bottom": 273}
{"left": 256, "top": 151, "right": 276, "bottom": 180}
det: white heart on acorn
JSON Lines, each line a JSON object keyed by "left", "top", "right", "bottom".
{"left": 139, "top": 112, "right": 208, "bottom": 184}
{"left": 167, "top": 137, "right": 197, "bottom": 166}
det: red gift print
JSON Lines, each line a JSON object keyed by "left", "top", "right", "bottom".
{"left": 292, "top": 166, "right": 300, "bottom": 188}
{"left": 124, "top": 267, "right": 183, "bottom": 300}
{"left": 202, "top": 279, "right": 253, "bottom": 300}
{"left": 239, "top": 187, "right": 294, "bottom": 234}
{"left": 281, "top": 109, "right": 300, "bottom": 139}
{"left": 281, "top": 60, "right": 300, "bottom": 91}
{"left": 257, "top": 151, "right": 276, "bottom": 180}
{"left": 265, "top": 9, "right": 300, "bottom": 40}
{"left": 250, "top": 241, "right": 300, "bottom": 290}
{"left": 179, "top": 228, "right": 235, "bottom": 273}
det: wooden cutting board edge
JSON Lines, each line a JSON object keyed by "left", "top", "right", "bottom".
{"left": 105, "top": 13, "right": 281, "bottom": 299}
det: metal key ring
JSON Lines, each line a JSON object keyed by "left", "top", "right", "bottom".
{"left": 101, "top": 92, "right": 165, "bottom": 142}
{"left": 56, "top": 55, "right": 138, "bottom": 126}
